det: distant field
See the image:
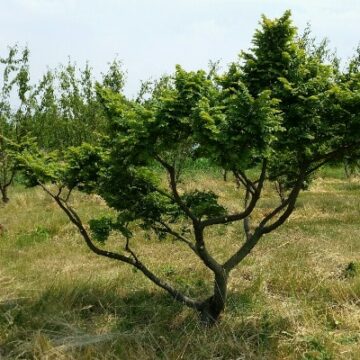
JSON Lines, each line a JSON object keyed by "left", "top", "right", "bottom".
{"left": 1, "top": 167, "right": 360, "bottom": 359}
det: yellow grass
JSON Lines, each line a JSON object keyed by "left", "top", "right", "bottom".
{"left": 1, "top": 170, "right": 360, "bottom": 359}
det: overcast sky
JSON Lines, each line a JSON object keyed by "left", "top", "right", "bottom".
{"left": 1, "top": 0, "right": 359, "bottom": 97}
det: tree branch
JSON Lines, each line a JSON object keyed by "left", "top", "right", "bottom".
{"left": 40, "top": 183, "right": 202, "bottom": 310}
{"left": 232, "top": 171, "right": 248, "bottom": 190}
{"left": 223, "top": 167, "right": 305, "bottom": 272}
{"left": 155, "top": 156, "right": 223, "bottom": 280}
{"left": 257, "top": 170, "right": 305, "bottom": 234}
{"left": 243, "top": 188, "right": 252, "bottom": 241}
{"left": 233, "top": 169, "right": 256, "bottom": 194}
{"left": 156, "top": 220, "right": 197, "bottom": 253}
{"left": 155, "top": 155, "right": 199, "bottom": 224}
{"left": 200, "top": 160, "right": 267, "bottom": 228}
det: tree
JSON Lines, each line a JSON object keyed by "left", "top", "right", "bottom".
{"left": 28, "top": 59, "right": 126, "bottom": 151}
{"left": 19, "top": 12, "right": 360, "bottom": 324}
{"left": 340, "top": 45, "right": 360, "bottom": 178}
{"left": 30, "top": 62, "right": 100, "bottom": 150}
{"left": 0, "top": 45, "right": 31, "bottom": 203}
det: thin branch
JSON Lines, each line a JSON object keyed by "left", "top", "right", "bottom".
{"left": 232, "top": 171, "right": 248, "bottom": 190}
{"left": 234, "top": 169, "right": 256, "bottom": 193}
{"left": 306, "top": 158, "right": 331, "bottom": 176}
{"left": 56, "top": 185, "right": 64, "bottom": 198}
{"left": 309, "top": 145, "right": 349, "bottom": 164}
{"left": 124, "top": 236, "right": 141, "bottom": 263}
{"left": 62, "top": 185, "right": 75, "bottom": 202}
{"left": 155, "top": 155, "right": 199, "bottom": 224}
{"left": 258, "top": 170, "right": 306, "bottom": 234}
{"left": 54, "top": 196, "right": 134, "bottom": 264}
{"left": 274, "top": 181, "right": 286, "bottom": 204}
{"left": 270, "top": 145, "right": 356, "bottom": 181}
{"left": 157, "top": 220, "right": 197, "bottom": 253}
{"left": 201, "top": 160, "right": 267, "bottom": 228}
{"left": 153, "top": 186, "right": 174, "bottom": 201}
{"left": 38, "top": 181, "right": 57, "bottom": 198}
{"left": 243, "top": 188, "right": 251, "bottom": 241}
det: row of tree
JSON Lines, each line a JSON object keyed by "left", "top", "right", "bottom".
{"left": 3, "top": 11, "right": 360, "bottom": 324}
{"left": 0, "top": 47, "right": 126, "bottom": 202}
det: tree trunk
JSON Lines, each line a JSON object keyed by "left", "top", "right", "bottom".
{"left": 199, "top": 271, "right": 228, "bottom": 326}
{"left": 1, "top": 187, "right": 9, "bottom": 203}
{"left": 223, "top": 169, "right": 227, "bottom": 182}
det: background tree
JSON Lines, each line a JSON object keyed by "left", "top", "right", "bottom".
{"left": 19, "top": 12, "right": 360, "bottom": 324}
{"left": 28, "top": 59, "right": 126, "bottom": 151}
{"left": 340, "top": 46, "right": 360, "bottom": 178}
{"left": 0, "top": 45, "right": 31, "bottom": 203}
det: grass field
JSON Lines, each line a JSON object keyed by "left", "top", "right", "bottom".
{"left": 1, "top": 167, "right": 360, "bottom": 359}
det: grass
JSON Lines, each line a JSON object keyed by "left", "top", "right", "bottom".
{"left": 1, "top": 167, "right": 360, "bottom": 359}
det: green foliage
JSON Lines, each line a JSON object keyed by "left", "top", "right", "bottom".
{"left": 89, "top": 216, "right": 113, "bottom": 243}
{"left": 27, "top": 58, "right": 126, "bottom": 151}
{"left": 63, "top": 143, "right": 106, "bottom": 192}
{"left": 242, "top": 10, "right": 298, "bottom": 96}
{"left": 182, "top": 190, "right": 226, "bottom": 220}
{"left": 19, "top": 11, "right": 360, "bottom": 240}
{"left": 18, "top": 148, "right": 64, "bottom": 186}
{"left": 102, "top": 58, "right": 126, "bottom": 93}
{"left": 240, "top": 11, "right": 360, "bottom": 188}
{"left": 18, "top": 142, "right": 105, "bottom": 191}
{"left": 0, "top": 45, "right": 32, "bottom": 202}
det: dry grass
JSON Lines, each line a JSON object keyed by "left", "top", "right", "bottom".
{"left": 1, "top": 168, "right": 360, "bottom": 359}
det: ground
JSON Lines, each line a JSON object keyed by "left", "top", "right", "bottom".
{"left": 1, "top": 166, "right": 360, "bottom": 359}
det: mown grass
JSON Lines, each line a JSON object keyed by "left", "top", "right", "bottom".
{"left": 1, "top": 167, "right": 360, "bottom": 359}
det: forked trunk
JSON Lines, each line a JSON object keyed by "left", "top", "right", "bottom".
{"left": 199, "top": 271, "right": 228, "bottom": 326}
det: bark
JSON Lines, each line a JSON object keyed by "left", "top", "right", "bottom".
{"left": 199, "top": 270, "right": 228, "bottom": 325}
{"left": 0, "top": 187, "right": 9, "bottom": 203}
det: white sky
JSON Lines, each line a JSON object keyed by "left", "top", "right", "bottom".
{"left": 1, "top": 0, "right": 359, "bottom": 97}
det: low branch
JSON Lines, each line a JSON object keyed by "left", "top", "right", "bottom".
{"left": 40, "top": 183, "right": 202, "bottom": 310}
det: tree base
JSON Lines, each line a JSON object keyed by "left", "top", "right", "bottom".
{"left": 199, "top": 296, "right": 225, "bottom": 326}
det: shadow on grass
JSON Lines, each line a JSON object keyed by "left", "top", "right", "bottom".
{"left": 0, "top": 283, "right": 183, "bottom": 357}
{"left": 1, "top": 281, "right": 297, "bottom": 359}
